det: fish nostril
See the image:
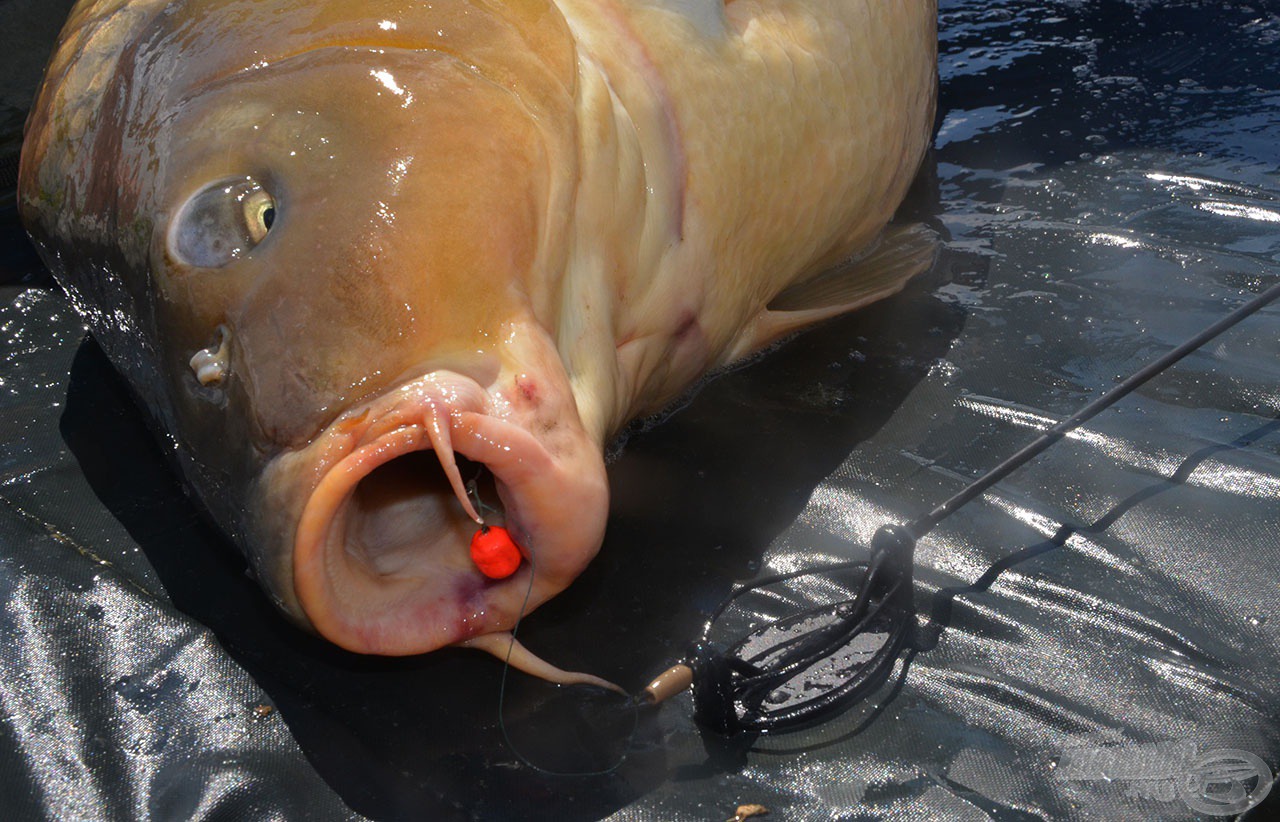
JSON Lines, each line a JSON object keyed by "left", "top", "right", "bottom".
{"left": 189, "top": 325, "right": 232, "bottom": 387}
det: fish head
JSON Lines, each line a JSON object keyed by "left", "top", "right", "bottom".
{"left": 20, "top": 0, "right": 609, "bottom": 655}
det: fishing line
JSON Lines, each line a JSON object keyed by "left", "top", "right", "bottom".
{"left": 906, "top": 279, "right": 1280, "bottom": 542}
{"left": 482, "top": 279, "right": 1280, "bottom": 751}
{"left": 493, "top": 549, "right": 640, "bottom": 776}
{"left": 465, "top": 472, "right": 501, "bottom": 521}
{"left": 472, "top": 465, "right": 639, "bottom": 776}
{"left": 469, "top": 473, "right": 627, "bottom": 773}
{"left": 641, "top": 279, "right": 1280, "bottom": 735}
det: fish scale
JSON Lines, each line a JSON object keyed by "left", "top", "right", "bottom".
{"left": 19, "top": 0, "right": 938, "bottom": 682}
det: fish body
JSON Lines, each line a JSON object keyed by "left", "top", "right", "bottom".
{"left": 19, "top": 0, "right": 936, "bottom": 666}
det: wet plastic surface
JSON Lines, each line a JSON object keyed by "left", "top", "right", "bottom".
{"left": 2, "top": 0, "right": 1278, "bottom": 819}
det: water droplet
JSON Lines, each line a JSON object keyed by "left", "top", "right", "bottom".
{"left": 766, "top": 689, "right": 788, "bottom": 704}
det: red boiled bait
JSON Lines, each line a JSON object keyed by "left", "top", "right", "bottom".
{"left": 470, "top": 525, "right": 523, "bottom": 579}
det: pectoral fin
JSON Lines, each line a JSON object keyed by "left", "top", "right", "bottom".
{"left": 722, "top": 223, "right": 939, "bottom": 364}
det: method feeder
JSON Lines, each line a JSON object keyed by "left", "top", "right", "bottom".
{"left": 642, "top": 280, "right": 1280, "bottom": 735}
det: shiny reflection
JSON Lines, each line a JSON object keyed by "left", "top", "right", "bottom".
{"left": 387, "top": 156, "right": 414, "bottom": 192}
{"left": 1087, "top": 231, "right": 1145, "bottom": 249}
{"left": 369, "top": 68, "right": 413, "bottom": 106}
{"left": 958, "top": 396, "right": 1280, "bottom": 499}
{"left": 3, "top": 0, "right": 1279, "bottom": 819}
{"left": 984, "top": 496, "right": 1119, "bottom": 568}
{"left": 1146, "top": 171, "right": 1264, "bottom": 197}
{"left": 1197, "top": 201, "right": 1280, "bottom": 223}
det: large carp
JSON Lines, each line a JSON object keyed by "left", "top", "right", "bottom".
{"left": 19, "top": 0, "right": 937, "bottom": 681}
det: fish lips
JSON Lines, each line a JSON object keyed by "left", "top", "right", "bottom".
{"left": 264, "top": 369, "right": 608, "bottom": 656}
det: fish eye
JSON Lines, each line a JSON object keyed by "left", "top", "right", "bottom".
{"left": 170, "top": 178, "right": 278, "bottom": 268}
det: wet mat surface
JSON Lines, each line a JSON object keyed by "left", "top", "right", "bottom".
{"left": 2, "top": 0, "right": 1279, "bottom": 819}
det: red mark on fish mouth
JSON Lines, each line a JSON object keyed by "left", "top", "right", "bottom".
{"left": 291, "top": 371, "right": 608, "bottom": 657}
{"left": 516, "top": 374, "right": 539, "bottom": 404}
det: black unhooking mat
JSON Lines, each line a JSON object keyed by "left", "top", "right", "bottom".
{"left": 1, "top": 1, "right": 1277, "bottom": 819}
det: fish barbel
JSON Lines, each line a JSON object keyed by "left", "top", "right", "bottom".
{"left": 19, "top": 0, "right": 937, "bottom": 679}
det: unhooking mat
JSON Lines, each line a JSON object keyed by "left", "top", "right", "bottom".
{"left": 1, "top": 0, "right": 1277, "bottom": 819}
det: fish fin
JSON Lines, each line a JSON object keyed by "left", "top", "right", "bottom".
{"left": 721, "top": 223, "right": 939, "bottom": 364}
{"left": 460, "top": 632, "right": 626, "bottom": 694}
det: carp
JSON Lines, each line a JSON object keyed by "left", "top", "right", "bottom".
{"left": 19, "top": 0, "right": 937, "bottom": 681}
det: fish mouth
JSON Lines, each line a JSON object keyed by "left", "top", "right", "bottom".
{"left": 290, "top": 371, "right": 608, "bottom": 656}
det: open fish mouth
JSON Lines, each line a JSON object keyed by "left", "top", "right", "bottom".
{"left": 286, "top": 371, "right": 608, "bottom": 656}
